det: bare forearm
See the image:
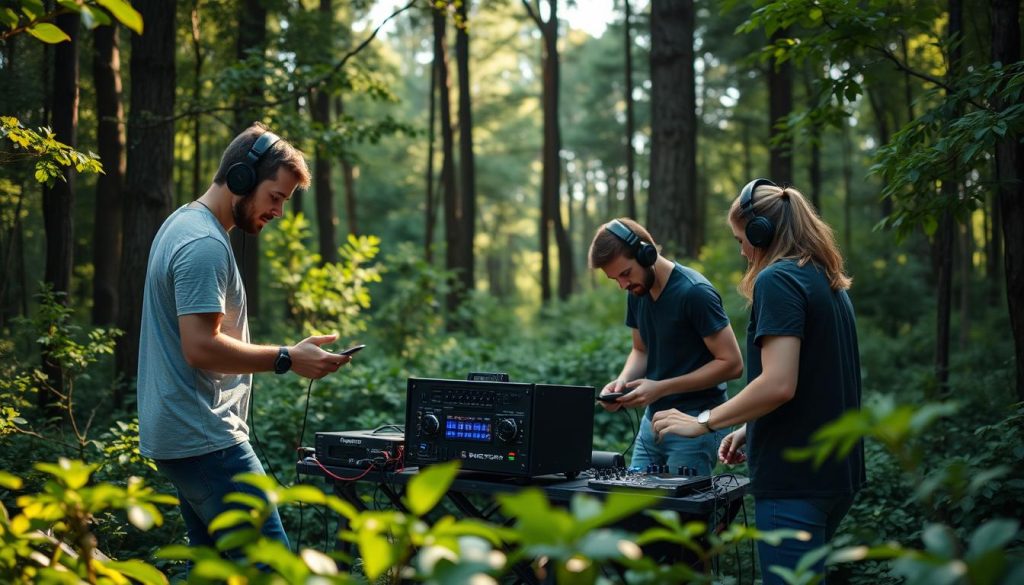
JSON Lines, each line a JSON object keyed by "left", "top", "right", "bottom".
{"left": 657, "top": 357, "right": 743, "bottom": 398}
{"left": 185, "top": 333, "right": 278, "bottom": 374}
{"left": 619, "top": 349, "right": 647, "bottom": 382}
{"left": 707, "top": 375, "right": 790, "bottom": 430}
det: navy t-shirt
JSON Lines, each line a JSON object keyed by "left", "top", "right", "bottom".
{"left": 746, "top": 259, "right": 867, "bottom": 498}
{"left": 626, "top": 263, "right": 731, "bottom": 416}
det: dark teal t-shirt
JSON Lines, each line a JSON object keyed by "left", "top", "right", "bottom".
{"left": 746, "top": 259, "right": 866, "bottom": 498}
{"left": 626, "top": 263, "right": 730, "bottom": 416}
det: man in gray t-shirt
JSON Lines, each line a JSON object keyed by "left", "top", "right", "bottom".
{"left": 138, "top": 123, "right": 352, "bottom": 552}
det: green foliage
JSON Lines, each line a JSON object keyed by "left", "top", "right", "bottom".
{"left": 0, "top": 0, "right": 143, "bottom": 42}
{"left": 0, "top": 459, "right": 174, "bottom": 585}
{"left": 263, "top": 212, "right": 382, "bottom": 339}
{"left": 0, "top": 117, "right": 103, "bottom": 187}
{"left": 785, "top": 396, "right": 1024, "bottom": 584}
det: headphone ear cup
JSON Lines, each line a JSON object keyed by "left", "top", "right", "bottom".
{"left": 745, "top": 216, "right": 775, "bottom": 249}
{"left": 226, "top": 162, "right": 256, "bottom": 195}
{"left": 636, "top": 242, "right": 657, "bottom": 267}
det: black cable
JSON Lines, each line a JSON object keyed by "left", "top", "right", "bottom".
{"left": 617, "top": 406, "right": 639, "bottom": 460}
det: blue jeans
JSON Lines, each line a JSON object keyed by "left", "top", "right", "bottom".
{"left": 754, "top": 495, "right": 855, "bottom": 585}
{"left": 155, "top": 441, "right": 290, "bottom": 553}
{"left": 630, "top": 408, "right": 724, "bottom": 476}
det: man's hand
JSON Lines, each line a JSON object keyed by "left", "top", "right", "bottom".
{"left": 616, "top": 378, "right": 663, "bottom": 409}
{"left": 598, "top": 379, "right": 626, "bottom": 412}
{"left": 650, "top": 408, "right": 706, "bottom": 441}
{"left": 289, "top": 333, "right": 350, "bottom": 379}
{"left": 718, "top": 426, "right": 747, "bottom": 464}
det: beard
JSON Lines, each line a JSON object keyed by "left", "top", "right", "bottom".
{"left": 628, "top": 265, "right": 657, "bottom": 297}
{"left": 232, "top": 195, "right": 262, "bottom": 234}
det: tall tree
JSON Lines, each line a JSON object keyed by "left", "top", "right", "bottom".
{"left": 452, "top": 0, "right": 476, "bottom": 307}
{"left": 647, "top": 0, "right": 698, "bottom": 258}
{"left": 336, "top": 95, "right": 358, "bottom": 236}
{"left": 435, "top": 7, "right": 459, "bottom": 317}
{"left": 312, "top": 1, "right": 337, "bottom": 265}
{"left": 189, "top": 2, "right": 203, "bottom": 201}
{"left": 523, "top": 0, "right": 573, "bottom": 300}
{"left": 991, "top": 0, "right": 1023, "bottom": 400}
{"left": 91, "top": 21, "right": 125, "bottom": 326}
{"left": 40, "top": 12, "right": 80, "bottom": 408}
{"left": 115, "top": 0, "right": 176, "bottom": 405}
{"left": 230, "top": 0, "right": 267, "bottom": 315}
{"left": 768, "top": 28, "right": 793, "bottom": 183}
{"left": 623, "top": 0, "right": 637, "bottom": 219}
{"left": 42, "top": 12, "right": 79, "bottom": 302}
{"left": 425, "top": 14, "right": 439, "bottom": 263}
{"left": 934, "top": 0, "right": 963, "bottom": 396}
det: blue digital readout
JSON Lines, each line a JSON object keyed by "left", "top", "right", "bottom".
{"left": 444, "top": 416, "right": 492, "bottom": 442}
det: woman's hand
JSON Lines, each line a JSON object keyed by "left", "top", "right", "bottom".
{"left": 650, "top": 408, "right": 704, "bottom": 440}
{"left": 718, "top": 425, "right": 747, "bottom": 464}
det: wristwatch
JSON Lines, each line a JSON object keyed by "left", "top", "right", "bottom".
{"left": 273, "top": 346, "right": 292, "bottom": 375}
{"left": 697, "top": 409, "right": 714, "bottom": 433}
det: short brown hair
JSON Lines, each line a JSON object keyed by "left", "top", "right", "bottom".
{"left": 588, "top": 217, "right": 659, "bottom": 269}
{"left": 213, "top": 122, "right": 311, "bottom": 190}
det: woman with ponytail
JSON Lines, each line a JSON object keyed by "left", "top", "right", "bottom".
{"left": 651, "top": 179, "right": 865, "bottom": 584}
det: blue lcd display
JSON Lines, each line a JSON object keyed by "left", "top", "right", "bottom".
{"left": 445, "top": 416, "right": 492, "bottom": 442}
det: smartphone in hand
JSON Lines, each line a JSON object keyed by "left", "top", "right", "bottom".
{"left": 339, "top": 344, "right": 366, "bottom": 356}
{"left": 596, "top": 387, "right": 632, "bottom": 402}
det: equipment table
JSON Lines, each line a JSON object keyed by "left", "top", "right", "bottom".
{"left": 296, "top": 459, "right": 749, "bottom": 584}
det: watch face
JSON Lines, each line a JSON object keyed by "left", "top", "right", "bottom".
{"left": 698, "top": 410, "right": 710, "bottom": 424}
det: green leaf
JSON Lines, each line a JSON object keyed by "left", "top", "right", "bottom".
{"left": 101, "top": 560, "right": 169, "bottom": 585}
{"left": 96, "top": 0, "right": 143, "bottom": 34}
{"left": 0, "top": 471, "right": 22, "bottom": 490}
{"left": 208, "top": 509, "right": 255, "bottom": 533}
{"left": 26, "top": 23, "right": 70, "bottom": 44}
{"left": 922, "top": 524, "right": 957, "bottom": 559}
{"left": 406, "top": 460, "right": 459, "bottom": 516}
{"left": 214, "top": 527, "right": 260, "bottom": 552}
{"left": 966, "top": 519, "right": 1019, "bottom": 559}
{"left": 0, "top": 8, "right": 18, "bottom": 28}
{"left": 358, "top": 531, "right": 394, "bottom": 580}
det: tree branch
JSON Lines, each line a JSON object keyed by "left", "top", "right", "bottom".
{"left": 520, "top": 0, "right": 544, "bottom": 28}
{"left": 161, "top": 0, "right": 418, "bottom": 125}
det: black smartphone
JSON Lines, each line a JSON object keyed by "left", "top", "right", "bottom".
{"left": 339, "top": 344, "right": 366, "bottom": 356}
{"left": 596, "top": 389, "right": 631, "bottom": 402}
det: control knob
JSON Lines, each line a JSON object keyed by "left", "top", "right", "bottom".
{"left": 496, "top": 418, "right": 518, "bottom": 442}
{"left": 421, "top": 414, "right": 440, "bottom": 436}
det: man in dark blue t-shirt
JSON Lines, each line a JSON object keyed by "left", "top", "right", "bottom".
{"left": 588, "top": 218, "right": 743, "bottom": 474}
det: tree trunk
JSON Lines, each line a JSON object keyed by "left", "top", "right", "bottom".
{"left": 802, "top": 65, "right": 822, "bottom": 212}
{"left": 43, "top": 12, "right": 79, "bottom": 301}
{"left": 768, "top": 28, "right": 793, "bottom": 184}
{"left": 623, "top": 0, "right": 637, "bottom": 220}
{"left": 190, "top": 3, "right": 203, "bottom": 201}
{"left": 40, "top": 12, "right": 80, "bottom": 409}
{"left": 539, "top": 4, "right": 572, "bottom": 300}
{"left": 115, "top": 0, "right": 176, "bottom": 406}
{"left": 436, "top": 10, "right": 460, "bottom": 320}
{"left": 230, "top": 0, "right": 267, "bottom": 315}
{"left": 335, "top": 96, "right": 358, "bottom": 236}
{"left": 314, "top": 86, "right": 336, "bottom": 264}
{"left": 991, "top": 0, "right": 1023, "bottom": 401}
{"left": 91, "top": 22, "right": 124, "bottom": 326}
{"left": 867, "top": 87, "right": 894, "bottom": 219}
{"left": 647, "top": 0, "right": 698, "bottom": 258}
{"left": 455, "top": 0, "right": 476, "bottom": 303}
{"left": 425, "top": 16, "right": 438, "bottom": 263}
{"left": 934, "top": 0, "right": 963, "bottom": 397}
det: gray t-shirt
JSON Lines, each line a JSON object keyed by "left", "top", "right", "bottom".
{"left": 137, "top": 205, "right": 251, "bottom": 460}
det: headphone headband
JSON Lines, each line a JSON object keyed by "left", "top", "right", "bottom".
{"left": 739, "top": 178, "right": 779, "bottom": 219}
{"left": 605, "top": 219, "right": 640, "bottom": 247}
{"left": 247, "top": 131, "right": 280, "bottom": 166}
{"left": 604, "top": 219, "right": 657, "bottom": 267}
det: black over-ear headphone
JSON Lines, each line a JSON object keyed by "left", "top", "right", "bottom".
{"left": 738, "top": 178, "right": 779, "bottom": 249}
{"left": 605, "top": 219, "right": 658, "bottom": 267}
{"left": 225, "top": 131, "right": 281, "bottom": 196}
